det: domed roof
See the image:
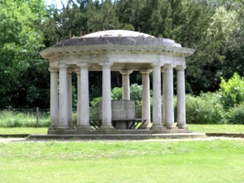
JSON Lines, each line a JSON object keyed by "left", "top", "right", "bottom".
{"left": 81, "top": 30, "right": 154, "bottom": 38}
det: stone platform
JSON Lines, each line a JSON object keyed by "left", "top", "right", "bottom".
{"left": 29, "top": 132, "right": 206, "bottom": 140}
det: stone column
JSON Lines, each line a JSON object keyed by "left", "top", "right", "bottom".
{"left": 120, "top": 69, "right": 132, "bottom": 100}
{"left": 176, "top": 65, "right": 186, "bottom": 129}
{"left": 164, "top": 64, "right": 174, "bottom": 129}
{"left": 151, "top": 64, "right": 163, "bottom": 132}
{"left": 99, "top": 63, "right": 114, "bottom": 131}
{"left": 161, "top": 68, "right": 166, "bottom": 126}
{"left": 140, "top": 69, "right": 152, "bottom": 129}
{"left": 77, "top": 63, "right": 91, "bottom": 130}
{"left": 67, "top": 69, "right": 73, "bottom": 128}
{"left": 49, "top": 67, "right": 59, "bottom": 130}
{"left": 75, "top": 69, "right": 80, "bottom": 126}
{"left": 58, "top": 64, "right": 69, "bottom": 129}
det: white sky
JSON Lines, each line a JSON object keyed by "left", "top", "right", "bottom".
{"left": 45, "top": 0, "right": 68, "bottom": 9}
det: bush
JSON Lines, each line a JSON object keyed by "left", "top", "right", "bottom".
{"left": 225, "top": 102, "right": 244, "bottom": 124}
{"left": 218, "top": 72, "right": 244, "bottom": 110}
{"left": 186, "top": 93, "right": 225, "bottom": 124}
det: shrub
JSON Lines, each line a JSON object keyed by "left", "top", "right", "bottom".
{"left": 225, "top": 102, "right": 244, "bottom": 124}
{"left": 218, "top": 72, "right": 244, "bottom": 110}
{"left": 185, "top": 93, "right": 225, "bottom": 124}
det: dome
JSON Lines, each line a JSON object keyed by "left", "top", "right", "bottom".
{"left": 81, "top": 30, "right": 154, "bottom": 38}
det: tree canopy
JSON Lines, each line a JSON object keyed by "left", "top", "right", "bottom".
{"left": 1, "top": 0, "right": 244, "bottom": 108}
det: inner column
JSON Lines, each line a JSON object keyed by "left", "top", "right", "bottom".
{"left": 151, "top": 64, "right": 163, "bottom": 132}
{"left": 120, "top": 69, "right": 132, "bottom": 100}
{"left": 161, "top": 68, "right": 166, "bottom": 126}
{"left": 164, "top": 64, "right": 174, "bottom": 129}
{"left": 77, "top": 63, "right": 91, "bottom": 131}
{"left": 140, "top": 69, "right": 152, "bottom": 129}
{"left": 99, "top": 63, "right": 114, "bottom": 131}
{"left": 176, "top": 65, "right": 186, "bottom": 129}
{"left": 58, "top": 64, "right": 69, "bottom": 129}
{"left": 67, "top": 69, "right": 73, "bottom": 129}
{"left": 49, "top": 67, "right": 59, "bottom": 131}
{"left": 75, "top": 69, "right": 80, "bottom": 126}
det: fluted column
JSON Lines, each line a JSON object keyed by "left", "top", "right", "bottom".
{"left": 140, "top": 69, "right": 152, "bottom": 129}
{"left": 151, "top": 64, "right": 163, "bottom": 132}
{"left": 120, "top": 69, "right": 133, "bottom": 100}
{"left": 49, "top": 67, "right": 59, "bottom": 130}
{"left": 75, "top": 69, "right": 80, "bottom": 126}
{"left": 99, "top": 63, "right": 114, "bottom": 130}
{"left": 77, "top": 63, "right": 91, "bottom": 130}
{"left": 67, "top": 69, "right": 73, "bottom": 128}
{"left": 161, "top": 68, "right": 166, "bottom": 126}
{"left": 176, "top": 65, "right": 186, "bottom": 129}
{"left": 58, "top": 64, "right": 69, "bottom": 128}
{"left": 164, "top": 64, "right": 174, "bottom": 129}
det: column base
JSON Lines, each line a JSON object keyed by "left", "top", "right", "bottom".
{"left": 98, "top": 125, "right": 115, "bottom": 134}
{"left": 162, "top": 127, "right": 190, "bottom": 133}
{"left": 164, "top": 124, "right": 174, "bottom": 129}
{"left": 76, "top": 125, "right": 94, "bottom": 133}
{"left": 177, "top": 124, "right": 187, "bottom": 129}
{"left": 151, "top": 124, "right": 163, "bottom": 133}
{"left": 55, "top": 126, "right": 76, "bottom": 134}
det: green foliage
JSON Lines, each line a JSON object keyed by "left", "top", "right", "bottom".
{"left": 225, "top": 102, "right": 244, "bottom": 124}
{"left": 186, "top": 93, "right": 225, "bottom": 124}
{"left": 218, "top": 72, "right": 244, "bottom": 109}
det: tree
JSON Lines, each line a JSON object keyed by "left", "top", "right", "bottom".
{"left": 0, "top": 0, "right": 49, "bottom": 108}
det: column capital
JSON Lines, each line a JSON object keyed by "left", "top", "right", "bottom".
{"left": 77, "top": 63, "right": 88, "bottom": 68}
{"left": 49, "top": 67, "right": 58, "bottom": 73}
{"left": 139, "top": 69, "right": 152, "bottom": 75}
{"left": 75, "top": 69, "right": 80, "bottom": 75}
{"left": 58, "top": 64, "right": 67, "bottom": 69}
{"left": 99, "top": 63, "right": 113, "bottom": 68}
{"left": 163, "top": 64, "right": 175, "bottom": 69}
{"left": 67, "top": 69, "right": 73, "bottom": 74}
{"left": 151, "top": 63, "right": 162, "bottom": 68}
{"left": 119, "top": 69, "right": 133, "bottom": 75}
{"left": 175, "top": 65, "right": 186, "bottom": 70}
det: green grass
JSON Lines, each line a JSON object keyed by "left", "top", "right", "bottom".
{"left": 0, "top": 124, "right": 244, "bottom": 134}
{"left": 188, "top": 124, "right": 244, "bottom": 133}
{"left": 0, "top": 139, "right": 244, "bottom": 183}
{"left": 0, "top": 127, "right": 47, "bottom": 134}
{"left": 0, "top": 111, "right": 50, "bottom": 127}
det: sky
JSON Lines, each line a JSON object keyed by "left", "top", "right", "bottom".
{"left": 45, "top": 0, "right": 68, "bottom": 9}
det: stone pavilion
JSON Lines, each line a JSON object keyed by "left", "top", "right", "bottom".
{"left": 40, "top": 30, "right": 195, "bottom": 135}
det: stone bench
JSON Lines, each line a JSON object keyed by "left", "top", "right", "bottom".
{"left": 89, "top": 118, "right": 146, "bottom": 130}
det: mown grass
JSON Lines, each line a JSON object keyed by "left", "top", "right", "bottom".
{"left": 1, "top": 124, "right": 244, "bottom": 135}
{"left": 0, "top": 139, "right": 244, "bottom": 183}
{"left": 188, "top": 124, "right": 244, "bottom": 133}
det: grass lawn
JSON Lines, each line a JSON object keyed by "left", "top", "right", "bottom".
{"left": 0, "top": 139, "right": 244, "bottom": 183}
{"left": 188, "top": 124, "right": 244, "bottom": 133}
{"left": 1, "top": 124, "right": 244, "bottom": 134}
{"left": 0, "top": 127, "right": 48, "bottom": 134}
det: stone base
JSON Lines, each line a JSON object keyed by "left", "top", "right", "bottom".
{"left": 54, "top": 128, "right": 76, "bottom": 134}
{"left": 29, "top": 132, "right": 206, "bottom": 140}
{"left": 162, "top": 126, "right": 190, "bottom": 133}
{"left": 98, "top": 125, "right": 116, "bottom": 134}
{"left": 76, "top": 125, "right": 94, "bottom": 133}
{"left": 151, "top": 124, "right": 163, "bottom": 133}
